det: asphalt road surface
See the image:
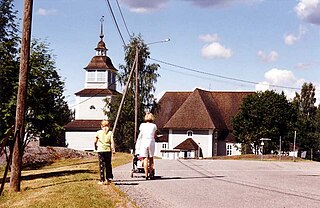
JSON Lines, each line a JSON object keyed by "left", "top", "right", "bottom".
{"left": 113, "top": 159, "right": 320, "bottom": 208}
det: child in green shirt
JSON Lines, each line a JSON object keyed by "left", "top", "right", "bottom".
{"left": 94, "top": 120, "right": 115, "bottom": 184}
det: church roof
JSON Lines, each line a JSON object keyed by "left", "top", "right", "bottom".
{"left": 174, "top": 138, "right": 199, "bottom": 150}
{"left": 84, "top": 56, "right": 117, "bottom": 71}
{"left": 64, "top": 120, "right": 101, "bottom": 131}
{"left": 155, "top": 88, "right": 253, "bottom": 131}
{"left": 75, "top": 88, "right": 121, "bottom": 96}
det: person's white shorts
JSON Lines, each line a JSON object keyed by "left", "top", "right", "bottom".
{"left": 139, "top": 140, "right": 155, "bottom": 157}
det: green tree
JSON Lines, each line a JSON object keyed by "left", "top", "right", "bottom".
{"left": 0, "top": 0, "right": 72, "bottom": 146}
{"left": 0, "top": 0, "right": 20, "bottom": 140}
{"left": 232, "top": 90, "right": 297, "bottom": 154}
{"left": 26, "top": 39, "right": 72, "bottom": 146}
{"left": 106, "top": 35, "right": 160, "bottom": 152}
{"left": 293, "top": 82, "right": 320, "bottom": 160}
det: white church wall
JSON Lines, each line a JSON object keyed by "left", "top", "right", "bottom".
{"left": 168, "top": 130, "right": 211, "bottom": 158}
{"left": 75, "top": 95, "right": 110, "bottom": 120}
{"left": 66, "top": 131, "right": 96, "bottom": 151}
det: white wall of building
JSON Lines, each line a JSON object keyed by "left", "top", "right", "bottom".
{"left": 66, "top": 131, "right": 96, "bottom": 151}
{"left": 168, "top": 130, "right": 212, "bottom": 158}
{"left": 75, "top": 95, "right": 110, "bottom": 120}
{"left": 154, "top": 142, "right": 168, "bottom": 158}
{"left": 226, "top": 143, "right": 242, "bottom": 156}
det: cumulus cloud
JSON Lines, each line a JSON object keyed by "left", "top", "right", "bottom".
{"left": 284, "top": 26, "right": 307, "bottom": 45}
{"left": 36, "top": 8, "right": 57, "bottom": 16}
{"left": 119, "top": 0, "right": 169, "bottom": 13}
{"left": 182, "top": 0, "right": 262, "bottom": 8}
{"left": 201, "top": 42, "right": 233, "bottom": 59}
{"left": 284, "top": 34, "right": 298, "bottom": 45}
{"left": 255, "top": 68, "right": 311, "bottom": 101}
{"left": 257, "top": 50, "right": 278, "bottom": 62}
{"left": 295, "top": 0, "right": 320, "bottom": 25}
{"left": 199, "top": 34, "right": 233, "bottom": 59}
{"left": 264, "top": 68, "right": 296, "bottom": 85}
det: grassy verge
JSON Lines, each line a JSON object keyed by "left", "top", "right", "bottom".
{"left": 0, "top": 152, "right": 137, "bottom": 208}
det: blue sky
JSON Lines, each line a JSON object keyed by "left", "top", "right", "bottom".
{"left": 15, "top": 0, "right": 320, "bottom": 107}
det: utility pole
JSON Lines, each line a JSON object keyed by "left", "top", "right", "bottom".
{"left": 10, "top": 0, "right": 33, "bottom": 192}
{"left": 112, "top": 49, "right": 138, "bottom": 136}
{"left": 134, "top": 47, "right": 139, "bottom": 144}
{"left": 293, "top": 131, "right": 296, "bottom": 162}
{"left": 279, "top": 136, "right": 282, "bottom": 161}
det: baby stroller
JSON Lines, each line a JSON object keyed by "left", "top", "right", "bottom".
{"left": 130, "top": 153, "right": 155, "bottom": 179}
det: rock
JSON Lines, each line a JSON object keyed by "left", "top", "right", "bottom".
{"left": 0, "top": 146, "right": 96, "bottom": 168}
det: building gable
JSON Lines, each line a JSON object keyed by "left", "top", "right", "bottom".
{"left": 174, "top": 138, "right": 199, "bottom": 150}
{"left": 164, "top": 88, "right": 224, "bottom": 130}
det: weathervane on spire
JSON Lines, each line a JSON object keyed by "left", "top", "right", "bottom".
{"left": 100, "top": 16, "right": 104, "bottom": 40}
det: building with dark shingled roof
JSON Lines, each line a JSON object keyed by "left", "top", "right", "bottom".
{"left": 154, "top": 88, "right": 254, "bottom": 158}
{"left": 64, "top": 19, "right": 120, "bottom": 151}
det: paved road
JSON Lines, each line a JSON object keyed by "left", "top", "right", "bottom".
{"left": 113, "top": 159, "right": 320, "bottom": 208}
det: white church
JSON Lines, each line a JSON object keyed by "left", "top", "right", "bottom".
{"left": 64, "top": 20, "right": 120, "bottom": 151}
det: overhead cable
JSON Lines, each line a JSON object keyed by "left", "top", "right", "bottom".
{"left": 104, "top": 0, "right": 126, "bottom": 46}
{"left": 115, "top": 0, "right": 132, "bottom": 38}
{"left": 150, "top": 57, "right": 302, "bottom": 91}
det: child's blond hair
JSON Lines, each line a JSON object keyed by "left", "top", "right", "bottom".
{"left": 101, "top": 120, "right": 110, "bottom": 127}
{"left": 144, "top": 112, "right": 155, "bottom": 122}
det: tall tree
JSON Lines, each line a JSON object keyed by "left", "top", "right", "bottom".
{"left": 0, "top": 1, "right": 72, "bottom": 146}
{"left": 26, "top": 39, "right": 72, "bottom": 146}
{"left": 0, "top": 0, "right": 20, "bottom": 140}
{"left": 232, "top": 90, "right": 297, "bottom": 154}
{"left": 106, "top": 35, "right": 160, "bottom": 152}
{"left": 293, "top": 82, "right": 319, "bottom": 160}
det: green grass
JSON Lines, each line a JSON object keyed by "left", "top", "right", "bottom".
{"left": 0, "top": 152, "right": 137, "bottom": 208}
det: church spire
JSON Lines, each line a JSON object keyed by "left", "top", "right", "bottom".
{"left": 95, "top": 16, "right": 107, "bottom": 56}
{"left": 100, "top": 16, "right": 104, "bottom": 40}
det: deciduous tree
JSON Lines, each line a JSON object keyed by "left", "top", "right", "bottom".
{"left": 0, "top": 0, "right": 20, "bottom": 141}
{"left": 232, "top": 90, "right": 297, "bottom": 154}
{"left": 293, "top": 82, "right": 320, "bottom": 160}
{"left": 106, "top": 35, "right": 160, "bottom": 152}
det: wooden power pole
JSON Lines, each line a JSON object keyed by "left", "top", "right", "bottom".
{"left": 10, "top": 0, "right": 33, "bottom": 192}
{"left": 134, "top": 47, "right": 139, "bottom": 144}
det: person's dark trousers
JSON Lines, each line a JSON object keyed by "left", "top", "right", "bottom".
{"left": 98, "top": 151, "right": 113, "bottom": 182}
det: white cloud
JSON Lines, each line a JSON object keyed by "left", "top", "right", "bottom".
{"left": 119, "top": 0, "right": 169, "bottom": 13}
{"left": 199, "top": 34, "right": 232, "bottom": 59}
{"left": 199, "top": 34, "right": 220, "bottom": 43}
{"left": 295, "top": 62, "right": 313, "bottom": 70}
{"left": 284, "top": 34, "right": 298, "bottom": 45}
{"left": 182, "top": 0, "right": 263, "bottom": 8}
{"left": 257, "top": 50, "right": 278, "bottom": 62}
{"left": 255, "top": 81, "right": 270, "bottom": 92}
{"left": 295, "top": 0, "right": 320, "bottom": 25}
{"left": 201, "top": 42, "right": 233, "bottom": 59}
{"left": 36, "top": 8, "right": 57, "bottom": 16}
{"left": 264, "top": 68, "right": 296, "bottom": 85}
{"left": 254, "top": 68, "right": 320, "bottom": 102}
{"left": 284, "top": 26, "right": 307, "bottom": 45}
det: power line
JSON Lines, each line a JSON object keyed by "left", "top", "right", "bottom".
{"left": 115, "top": 0, "right": 132, "bottom": 38}
{"left": 150, "top": 57, "right": 303, "bottom": 91}
{"left": 70, "top": 79, "right": 121, "bottom": 109}
{"left": 159, "top": 66, "right": 253, "bottom": 88}
{"left": 104, "top": 0, "right": 126, "bottom": 46}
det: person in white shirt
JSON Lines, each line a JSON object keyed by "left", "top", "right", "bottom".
{"left": 136, "top": 112, "right": 157, "bottom": 179}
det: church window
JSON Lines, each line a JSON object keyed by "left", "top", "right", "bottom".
{"left": 97, "top": 70, "right": 106, "bottom": 82}
{"left": 87, "top": 71, "right": 95, "bottom": 82}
